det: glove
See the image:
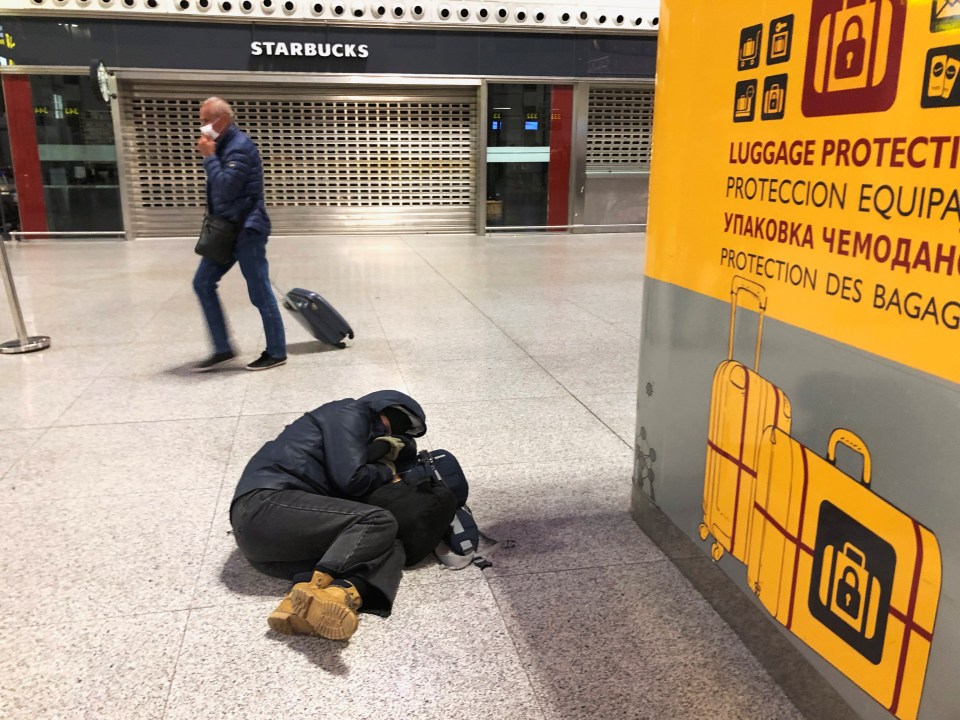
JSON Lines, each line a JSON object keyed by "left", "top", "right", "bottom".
{"left": 366, "top": 439, "right": 390, "bottom": 462}
{"left": 395, "top": 434, "right": 418, "bottom": 464}
{"left": 372, "top": 435, "right": 405, "bottom": 463}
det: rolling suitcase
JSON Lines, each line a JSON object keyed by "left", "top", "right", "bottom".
{"left": 279, "top": 286, "right": 354, "bottom": 349}
{"left": 746, "top": 428, "right": 942, "bottom": 720}
{"left": 699, "top": 276, "right": 792, "bottom": 562}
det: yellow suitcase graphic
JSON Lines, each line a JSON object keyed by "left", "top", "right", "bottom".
{"left": 699, "top": 276, "right": 792, "bottom": 562}
{"left": 747, "top": 428, "right": 942, "bottom": 720}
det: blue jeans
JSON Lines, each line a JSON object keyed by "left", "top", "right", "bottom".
{"left": 193, "top": 229, "right": 286, "bottom": 358}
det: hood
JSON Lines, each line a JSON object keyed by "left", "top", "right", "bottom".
{"left": 358, "top": 390, "right": 427, "bottom": 437}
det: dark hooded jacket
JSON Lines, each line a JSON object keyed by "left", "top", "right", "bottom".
{"left": 231, "top": 390, "right": 427, "bottom": 508}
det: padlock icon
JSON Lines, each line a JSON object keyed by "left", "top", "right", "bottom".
{"left": 812, "top": 0, "right": 894, "bottom": 95}
{"left": 834, "top": 16, "right": 866, "bottom": 80}
{"left": 835, "top": 566, "right": 862, "bottom": 618}
{"left": 763, "top": 83, "right": 784, "bottom": 116}
{"left": 820, "top": 541, "right": 882, "bottom": 638}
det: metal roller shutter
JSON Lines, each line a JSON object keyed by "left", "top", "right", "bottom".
{"left": 579, "top": 85, "right": 655, "bottom": 230}
{"left": 586, "top": 86, "right": 655, "bottom": 171}
{"left": 117, "top": 80, "right": 478, "bottom": 238}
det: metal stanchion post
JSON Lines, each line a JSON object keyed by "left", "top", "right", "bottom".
{"left": 0, "top": 185, "right": 8, "bottom": 241}
{"left": 0, "top": 231, "right": 50, "bottom": 354}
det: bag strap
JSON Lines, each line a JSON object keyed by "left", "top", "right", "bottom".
{"left": 462, "top": 503, "right": 499, "bottom": 546}
{"left": 463, "top": 503, "right": 500, "bottom": 570}
{"left": 416, "top": 449, "right": 446, "bottom": 486}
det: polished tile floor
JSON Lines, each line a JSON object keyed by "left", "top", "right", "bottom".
{"left": 0, "top": 233, "right": 800, "bottom": 719}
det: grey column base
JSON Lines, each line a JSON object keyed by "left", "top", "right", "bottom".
{"left": 0, "top": 336, "right": 51, "bottom": 354}
{"left": 630, "top": 486, "right": 855, "bottom": 720}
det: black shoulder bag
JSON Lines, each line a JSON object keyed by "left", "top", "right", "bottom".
{"left": 195, "top": 214, "right": 240, "bottom": 265}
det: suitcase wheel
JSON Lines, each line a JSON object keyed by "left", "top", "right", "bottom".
{"left": 348, "top": 331, "right": 355, "bottom": 339}
{"left": 336, "top": 341, "right": 347, "bottom": 349}
{"left": 710, "top": 542, "right": 724, "bottom": 562}
{"left": 698, "top": 523, "right": 709, "bottom": 541}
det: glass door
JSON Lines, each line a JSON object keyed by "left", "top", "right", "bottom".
{"left": 0, "top": 88, "right": 18, "bottom": 236}
{"left": 30, "top": 74, "right": 122, "bottom": 233}
{"left": 486, "top": 83, "right": 573, "bottom": 230}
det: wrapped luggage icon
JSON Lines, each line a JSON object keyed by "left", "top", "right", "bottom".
{"left": 812, "top": 0, "right": 895, "bottom": 93}
{"left": 696, "top": 276, "right": 941, "bottom": 718}
{"left": 746, "top": 427, "right": 942, "bottom": 720}
{"left": 699, "top": 277, "right": 792, "bottom": 562}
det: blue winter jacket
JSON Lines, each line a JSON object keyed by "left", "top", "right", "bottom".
{"left": 203, "top": 124, "right": 271, "bottom": 235}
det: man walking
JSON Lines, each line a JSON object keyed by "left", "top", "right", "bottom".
{"left": 192, "top": 97, "right": 286, "bottom": 371}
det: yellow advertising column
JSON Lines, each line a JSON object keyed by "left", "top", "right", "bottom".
{"left": 638, "top": 1, "right": 960, "bottom": 718}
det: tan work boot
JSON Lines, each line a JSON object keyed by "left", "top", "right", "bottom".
{"left": 289, "top": 581, "right": 363, "bottom": 641}
{"left": 267, "top": 571, "right": 334, "bottom": 635}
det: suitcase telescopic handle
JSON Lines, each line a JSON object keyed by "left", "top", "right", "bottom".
{"left": 827, "top": 429, "right": 872, "bottom": 487}
{"left": 728, "top": 276, "right": 768, "bottom": 370}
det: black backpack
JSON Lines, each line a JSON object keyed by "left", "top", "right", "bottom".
{"left": 401, "top": 450, "right": 496, "bottom": 570}
{"left": 361, "top": 452, "right": 457, "bottom": 566}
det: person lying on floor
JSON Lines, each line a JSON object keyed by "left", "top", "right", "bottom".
{"left": 229, "top": 390, "right": 428, "bottom": 641}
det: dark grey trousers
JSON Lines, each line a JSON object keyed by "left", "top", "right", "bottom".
{"left": 230, "top": 488, "right": 405, "bottom": 615}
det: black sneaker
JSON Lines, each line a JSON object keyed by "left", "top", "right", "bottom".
{"left": 194, "top": 350, "right": 237, "bottom": 372}
{"left": 246, "top": 352, "right": 287, "bottom": 371}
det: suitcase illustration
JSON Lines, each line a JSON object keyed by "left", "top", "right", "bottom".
{"left": 278, "top": 286, "right": 354, "bottom": 349}
{"left": 746, "top": 428, "right": 942, "bottom": 720}
{"left": 699, "top": 276, "right": 792, "bottom": 562}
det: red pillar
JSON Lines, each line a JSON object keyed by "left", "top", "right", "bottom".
{"left": 546, "top": 85, "right": 574, "bottom": 228}
{"left": 2, "top": 75, "right": 47, "bottom": 233}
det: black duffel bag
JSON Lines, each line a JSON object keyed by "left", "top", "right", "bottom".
{"left": 362, "top": 474, "right": 457, "bottom": 566}
{"left": 195, "top": 214, "right": 240, "bottom": 265}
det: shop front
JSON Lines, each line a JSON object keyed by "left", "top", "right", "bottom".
{"left": 0, "top": 11, "right": 656, "bottom": 238}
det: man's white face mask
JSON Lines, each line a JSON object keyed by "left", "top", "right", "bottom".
{"left": 200, "top": 122, "right": 220, "bottom": 141}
